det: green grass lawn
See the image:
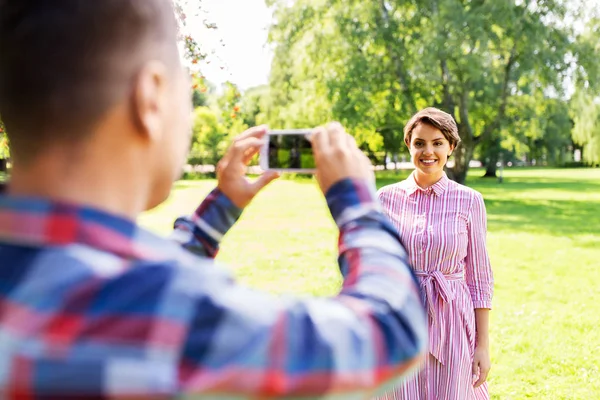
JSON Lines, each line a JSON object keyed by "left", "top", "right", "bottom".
{"left": 140, "top": 168, "right": 600, "bottom": 400}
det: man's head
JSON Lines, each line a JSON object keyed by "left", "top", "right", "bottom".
{"left": 0, "top": 0, "right": 193, "bottom": 210}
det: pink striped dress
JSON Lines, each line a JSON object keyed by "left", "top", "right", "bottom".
{"left": 375, "top": 172, "right": 493, "bottom": 400}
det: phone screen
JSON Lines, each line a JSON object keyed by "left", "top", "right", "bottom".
{"left": 267, "top": 131, "right": 315, "bottom": 170}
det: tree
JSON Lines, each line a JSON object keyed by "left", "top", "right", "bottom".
{"left": 570, "top": 17, "right": 600, "bottom": 165}
{"left": 190, "top": 107, "right": 228, "bottom": 172}
{"left": 498, "top": 92, "right": 572, "bottom": 166}
{"left": 239, "top": 85, "right": 271, "bottom": 127}
{"left": 266, "top": 0, "right": 576, "bottom": 184}
{"left": 217, "top": 82, "right": 242, "bottom": 129}
{"left": 571, "top": 92, "right": 600, "bottom": 165}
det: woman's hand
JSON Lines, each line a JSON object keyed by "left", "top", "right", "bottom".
{"left": 472, "top": 345, "right": 491, "bottom": 388}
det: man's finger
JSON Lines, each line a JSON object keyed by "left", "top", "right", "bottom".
{"left": 243, "top": 140, "right": 265, "bottom": 164}
{"left": 219, "top": 146, "right": 232, "bottom": 167}
{"left": 310, "top": 126, "right": 329, "bottom": 160}
{"left": 326, "top": 122, "right": 346, "bottom": 148}
{"left": 234, "top": 125, "right": 268, "bottom": 143}
{"left": 223, "top": 126, "right": 267, "bottom": 166}
{"left": 230, "top": 137, "right": 264, "bottom": 163}
{"left": 249, "top": 170, "right": 280, "bottom": 193}
{"left": 346, "top": 132, "right": 358, "bottom": 148}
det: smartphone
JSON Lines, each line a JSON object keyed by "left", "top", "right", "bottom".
{"left": 259, "top": 129, "right": 316, "bottom": 173}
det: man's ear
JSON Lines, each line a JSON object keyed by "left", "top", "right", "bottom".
{"left": 131, "top": 61, "right": 169, "bottom": 143}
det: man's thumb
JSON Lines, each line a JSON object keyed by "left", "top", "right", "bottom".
{"left": 251, "top": 170, "right": 280, "bottom": 192}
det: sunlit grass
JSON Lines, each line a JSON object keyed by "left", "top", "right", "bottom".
{"left": 141, "top": 168, "right": 600, "bottom": 399}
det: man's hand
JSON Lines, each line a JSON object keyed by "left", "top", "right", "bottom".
{"left": 310, "top": 122, "right": 374, "bottom": 194}
{"left": 217, "top": 126, "right": 280, "bottom": 208}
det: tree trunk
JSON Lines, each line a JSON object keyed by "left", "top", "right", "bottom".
{"left": 378, "top": 0, "right": 416, "bottom": 116}
{"left": 483, "top": 138, "right": 500, "bottom": 178}
{"left": 448, "top": 90, "right": 475, "bottom": 185}
{"left": 448, "top": 129, "right": 475, "bottom": 185}
{"left": 483, "top": 154, "right": 498, "bottom": 177}
{"left": 474, "top": 44, "right": 518, "bottom": 174}
{"left": 559, "top": 146, "right": 566, "bottom": 166}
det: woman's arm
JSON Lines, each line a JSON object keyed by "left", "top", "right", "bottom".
{"left": 465, "top": 191, "right": 494, "bottom": 388}
{"left": 473, "top": 308, "right": 491, "bottom": 387}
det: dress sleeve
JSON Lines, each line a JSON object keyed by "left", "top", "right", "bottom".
{"left": 465, "top": 191, "right": 494, "bottom": 309}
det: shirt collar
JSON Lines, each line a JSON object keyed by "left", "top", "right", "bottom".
{"left": 0, "top": 194, "right": 192, "bottom": 264}
{"left": 404, "top": 171, "right": 449, "bottom": 197}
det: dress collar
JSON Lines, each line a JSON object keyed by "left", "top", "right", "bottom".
{"left": 404, "top": 171, "right": 449, "bottom": 196}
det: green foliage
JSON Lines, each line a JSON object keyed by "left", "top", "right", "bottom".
{"left": 192, "top": 88, "right": 209, "bottom": 108}
{"left": 217, "top": 82, "right": 242, "bottom": 128}
{"left": 570, "top": 18, "right": 600, "bottom": 165}
{"left": 190, "top": 106, "right": 228, "bottom": 167}
{"left": 188, "top": 81, "right": 255, "bottom": 170}
{"left": 265, "top": 0, "right": 580, "bottom": 182}
{"left": 501, "top": 94, "right": 573, "bottom": 164}
{"left": 571, "top": 91, "right": 600, "bottom": 165}
{"left": 239, "top": 85, "right": 270, "bottom": 127}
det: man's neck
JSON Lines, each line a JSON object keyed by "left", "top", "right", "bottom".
{"left": 7, "top": 152, "right": 149, "bottom": 220}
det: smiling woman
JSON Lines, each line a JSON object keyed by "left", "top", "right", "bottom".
{"left": 376, "top": 107, "right": 494, "bottom": 400}
{"left": 403, "top": 107, "right": 461, "bottom": 187}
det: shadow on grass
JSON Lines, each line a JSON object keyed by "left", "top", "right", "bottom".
{"left": 485, "top": 198, "right": 600, "bottom": 238}
{"left": 576, "top": 238, "right": 600, "bottom": 249}
{"left": 470, "top": 177, "right": 600, "bottom": 194}
{"left": 473, "top": 176, "right": 598, "bottom": 239}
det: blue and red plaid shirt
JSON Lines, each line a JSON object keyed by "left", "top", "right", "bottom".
{"left": 0, "top": 178, "right": 427, "bottom": 399}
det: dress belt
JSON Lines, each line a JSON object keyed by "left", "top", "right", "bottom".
{"left": 414, "top": 270, "right": 464, "bottom": 365}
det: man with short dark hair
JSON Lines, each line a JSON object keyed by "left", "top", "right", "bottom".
{"left": 0, "top": 0, "right": 427, "bottom": 398}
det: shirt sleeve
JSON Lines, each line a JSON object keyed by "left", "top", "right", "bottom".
{"left": 12, "top": 179, "right": 427, "bottom": 399}
{"left": 170, "top": 187, "right": 242, "bottom": 258}
{"left": 465, "top": 191, "right": 494, "bottom": 309}
{"left": 176, "top": 178, "right": 428, "bottom": 398}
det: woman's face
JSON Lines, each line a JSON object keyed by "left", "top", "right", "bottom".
{"left": 408, "top": 123, "right": 454, "bottom": 180}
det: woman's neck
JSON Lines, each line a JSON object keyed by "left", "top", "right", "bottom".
{"left": 413, "top": 170, "right": 444, "bottom": 189}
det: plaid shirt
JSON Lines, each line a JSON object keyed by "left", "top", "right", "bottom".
{"left": 0, "top": 179, "right": 427, "bottom": 399}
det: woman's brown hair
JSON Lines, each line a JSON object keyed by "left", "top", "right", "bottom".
{"left": 404, "top": 107, "right": 461, "bottom": 148}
